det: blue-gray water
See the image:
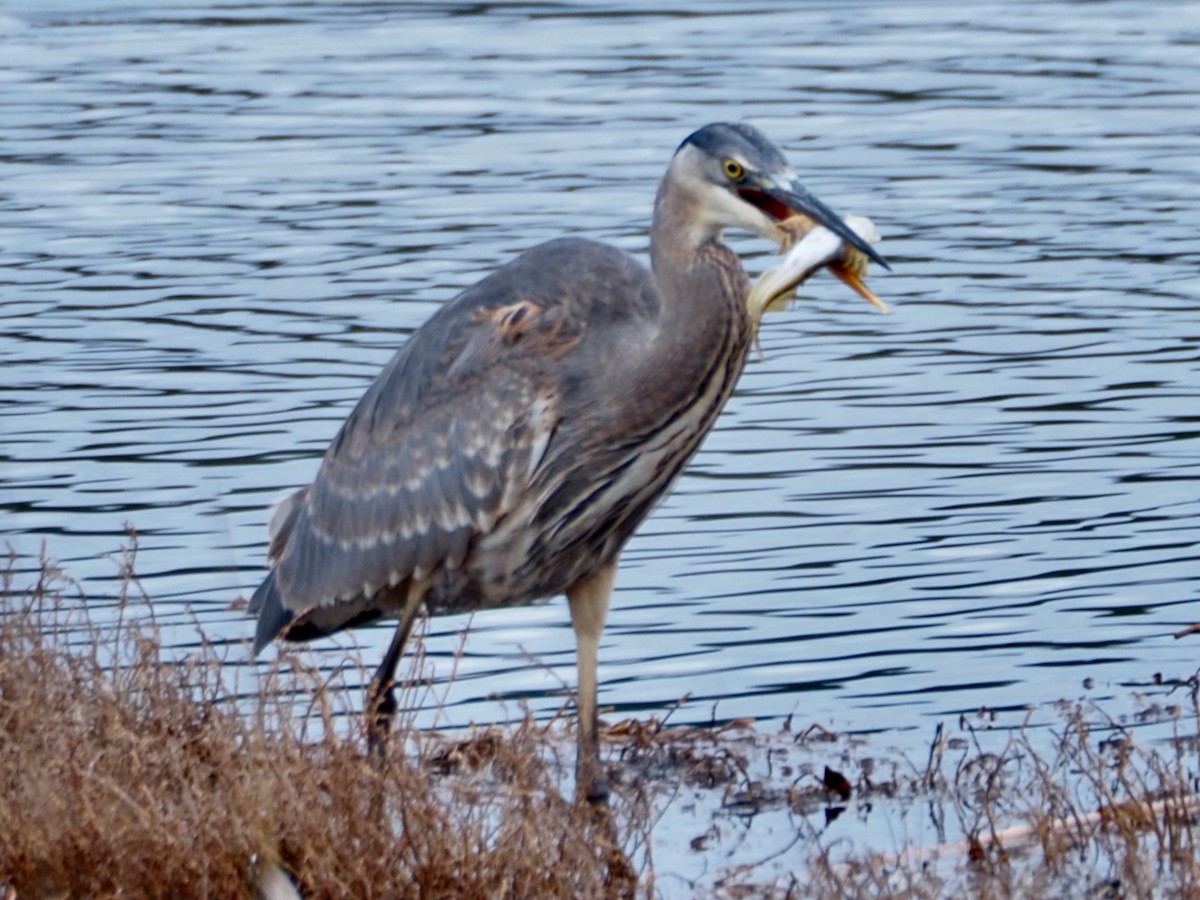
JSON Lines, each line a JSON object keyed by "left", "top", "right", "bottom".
{"left": 3, "top": 0, "right": 1198, "bottom": 818}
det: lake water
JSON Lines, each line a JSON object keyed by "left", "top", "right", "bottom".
{"left": 3, "top": 0, "right": 1199, "bottom": 830}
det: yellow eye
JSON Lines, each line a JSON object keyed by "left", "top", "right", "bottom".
{"left": 723, "top": 159, "right": 745, "bottom": 181}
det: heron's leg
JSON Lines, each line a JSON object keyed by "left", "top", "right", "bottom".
{"left": 366, "top": 581, "right": 426, "bottom": 755}
{"left": 566, "top": 558, "right": 618, "bottom": 803}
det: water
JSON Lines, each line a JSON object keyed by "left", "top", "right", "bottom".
{"left": 3, "top": 0, "right": 1199, "bottom": 844}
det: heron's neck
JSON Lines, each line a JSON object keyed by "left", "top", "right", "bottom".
{"left": 640, "top": 175, "right": 753, "bottom": 424}
{"left": 649, "top": 178, "right": 749, "bottom": 312}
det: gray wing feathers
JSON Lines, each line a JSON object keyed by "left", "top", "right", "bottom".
{"left": 254, "top": 237, "right": 652, "bottom": 646}
{"left": 273, "top": 378, "right": 552, "bottom": 616}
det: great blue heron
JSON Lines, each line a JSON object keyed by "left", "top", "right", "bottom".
{"left": 249, "top": 122, "right": 889, "bottom": 802}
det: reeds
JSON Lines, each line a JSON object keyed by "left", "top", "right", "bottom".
{"left": 2, "top": 538, "right": 1198, "bottom": 898}
{"left": 0, "top": 541, "right": 639, "bottom": 898}
{"left": 799, "top": 697, "right": 1200, "bottom": 898}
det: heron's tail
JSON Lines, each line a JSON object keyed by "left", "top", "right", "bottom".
{"left": 249, "top": 571, "right": 295, "bottom": 656}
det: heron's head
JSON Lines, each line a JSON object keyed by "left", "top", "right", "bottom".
{"left": 666, "top": 122, "right": 889, "bottom": 270}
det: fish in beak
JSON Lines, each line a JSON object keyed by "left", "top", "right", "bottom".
{"left": 738, "top": 173, "right": 891, "bottom": 271}
{"left": 749, "top": 214, "right": 890, "bottom": 321}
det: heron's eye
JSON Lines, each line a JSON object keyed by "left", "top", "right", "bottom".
{"left": 723, "top": 159, "right": 745, "bottom": 181}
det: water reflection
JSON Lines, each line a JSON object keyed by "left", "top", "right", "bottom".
{"left": 2, "top": 2, "right": 1198, "bottom": 761}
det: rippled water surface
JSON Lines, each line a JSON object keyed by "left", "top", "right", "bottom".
{"left": 4, "top": 0, "right": 1199, "bottom": 780}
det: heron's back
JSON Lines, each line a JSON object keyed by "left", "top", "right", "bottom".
{"left": 435, "top": 239, "right": 755, "bottom": 612}
{"left": 253, "top": 236, "right": 752, "bottom": 644}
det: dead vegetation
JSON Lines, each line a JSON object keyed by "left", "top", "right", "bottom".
{"left": 801, "top": 702, "right": 1200, "bottom": 900}
{"left": 2, "top": 538, "right": 1199, "bottom": 898}
{"left": 0, "top": 541, "right": 640, "bottom": 898}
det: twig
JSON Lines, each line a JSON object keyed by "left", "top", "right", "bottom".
{"left": 834, "top": 792, "right": 1200, "bottom": 876}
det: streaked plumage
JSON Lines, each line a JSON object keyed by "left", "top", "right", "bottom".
{"left": 250, "top": 122, "right": 888, "bottom": 801}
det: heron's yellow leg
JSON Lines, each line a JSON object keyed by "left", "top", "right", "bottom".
{"left": 567, "top": 558, "right": 618, "bottom": 803}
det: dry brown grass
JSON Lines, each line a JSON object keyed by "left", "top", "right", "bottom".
{"left": 3, "top": 537, "right": 1199, "bottom": 898}
{"left": 0, "top": 541, "right": 641, "bottom": 898}
{"left": 791, "top": 696, "right": 1200, "bottom": 899}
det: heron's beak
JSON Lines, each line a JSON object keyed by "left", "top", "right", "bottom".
{"left": 741, "top": 175, "right": 891, "bottom": 271}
